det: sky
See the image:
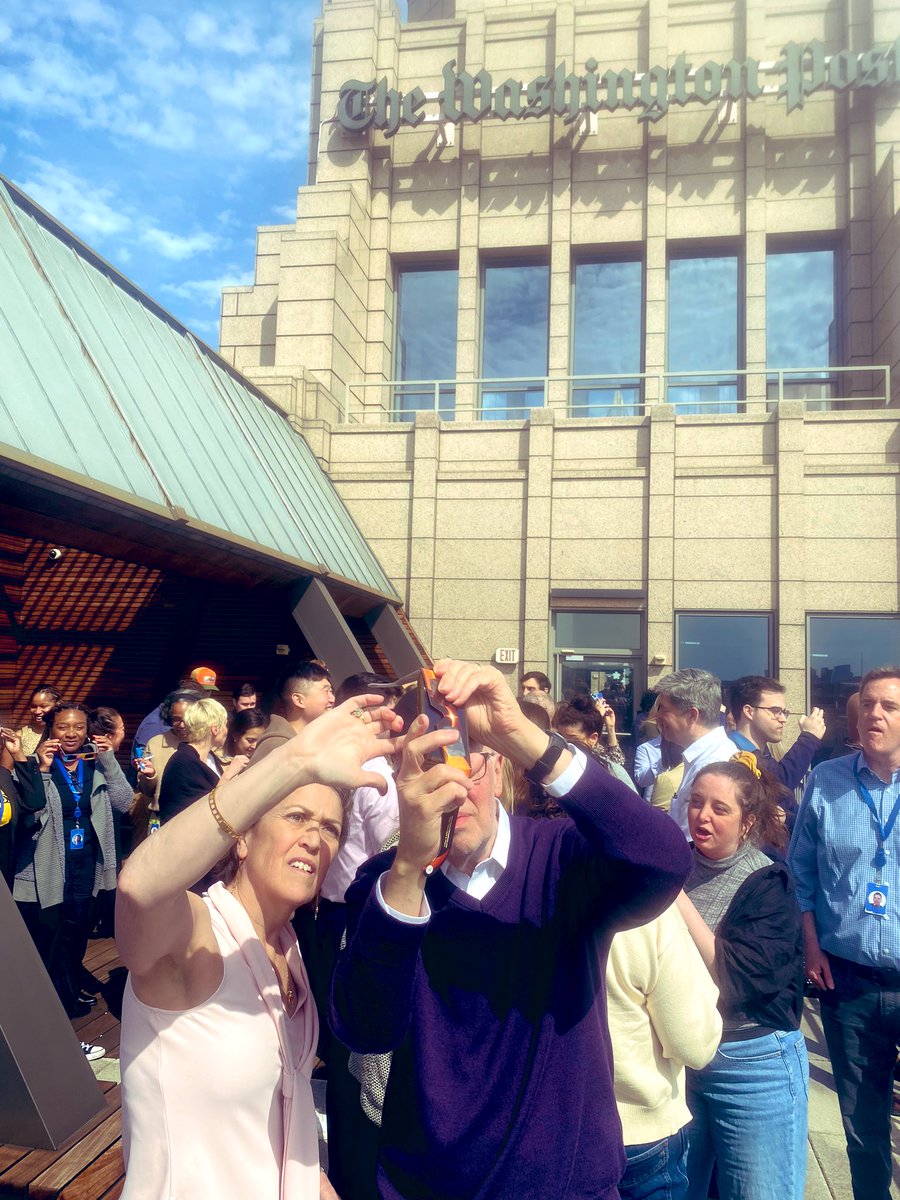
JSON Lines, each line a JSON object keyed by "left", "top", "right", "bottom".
{"left": 0, "top": 0, "right": 329, "bottom": 346}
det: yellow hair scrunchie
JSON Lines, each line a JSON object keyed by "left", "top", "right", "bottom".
{"left": 731, "top": 749, "right": 762, "bottom": 779}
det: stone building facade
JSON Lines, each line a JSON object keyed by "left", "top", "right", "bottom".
{"left": 219, "top": 0, "right": 900, "bottom": 755}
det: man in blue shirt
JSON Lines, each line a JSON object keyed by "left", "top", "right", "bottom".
{"left": 789, "top": 667, "right": 900, "bottom": 1200}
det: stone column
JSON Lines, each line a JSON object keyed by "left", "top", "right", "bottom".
{"left": 522, "top": 409, "right": 555, "bottom": 672}
{"left": 407, "top": 411, "right": 440, "bottom": 649}
{"left": 646, "top": 404, "right": 676, "bottom": 680}
{"left": 775, "top": 401, "right": 807, "bottom": 710}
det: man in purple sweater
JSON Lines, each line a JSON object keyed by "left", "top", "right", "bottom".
{"left": 331, "top": 660, "right": 692, "bottom": 1200}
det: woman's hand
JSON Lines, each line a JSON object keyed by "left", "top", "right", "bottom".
{"left": 596, "top": 697, "right": 616, "bottom": 731}
{"left": 36, "top": 739, "right": 60, "bottom": 772}
{"left": 135, "top": 756, "right": 157, "bottom": 782}
{"left": 0, "top": 726, "right": 25, "bottom": 762}
{"left": 288, "top": 694, "right": 404, "bottom": 793}
{"left": 93, "top": 735, "right": 113, "bottom": 755}
{"left": 220, "top": 754, "right": 250, "bottom": 782}
{"left": 596, "top": 698, "right": 619, "bottom": 746}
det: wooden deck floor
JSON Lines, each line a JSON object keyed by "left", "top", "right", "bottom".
{"left": 0, "top": 939, "right": 125, "bottom": 1200}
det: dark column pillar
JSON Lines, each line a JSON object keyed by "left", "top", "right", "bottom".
{"left": 0, "top": 877, "right": 105, "bottom": 1148}
{"left": 290, "top": 578, "right": 371, "bottom": 684}
{"left": 364, "top": 604, "right": 427, "bottom": 676}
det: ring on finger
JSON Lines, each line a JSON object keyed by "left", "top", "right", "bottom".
{"left": 350, "top": 707, "right": 367, "bottom": 722}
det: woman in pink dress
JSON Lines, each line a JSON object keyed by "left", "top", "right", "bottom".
{"left": 116, "top": 694, "right": 402, "bottom": 1200}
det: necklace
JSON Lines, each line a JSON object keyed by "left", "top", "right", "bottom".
{"left": 231, "top": 885, "right": 296, "bottom": 1012}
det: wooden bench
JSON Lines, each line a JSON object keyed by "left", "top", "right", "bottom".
{"left": 0, "top": 940, "right": 125, "bottom": 1200}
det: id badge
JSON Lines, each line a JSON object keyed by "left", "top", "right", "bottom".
{"left": 70, "top": 827, "right": 85, "bottom": 851}
{"left": 864, "top": 882, "right": 889, "bottom": 917}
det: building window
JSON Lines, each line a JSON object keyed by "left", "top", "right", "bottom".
{"left": 676, "top": 613, "right": 772, "bottom": 691}
{"left": 808, "top": 614, "right": 900, "bottom": 758}
{"left": 766, "top": 248, "right": 837, "bottom": 406}
{"left": 552, "top": 610, "right": 644, "bottom": 746}
{"left": 667, "top": 253, "right": 740, "bottom": 413}
{"left": 572, "top": 259, "right": 643, "bottom": 416}
{"left": 394, "top": 266, "right": 458, "bottom": 419}
{"left": 482, "top": 262, "right": 548, "bottom": 419}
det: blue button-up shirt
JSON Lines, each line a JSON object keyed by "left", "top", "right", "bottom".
{"left": 788, "top": 751, "right": 900, "bottom": 969}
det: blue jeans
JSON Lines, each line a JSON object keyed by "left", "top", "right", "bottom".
{"left": 619, "top": 1127, "right": 689, "bottom": 1200}
{"left": 685, "top": 1029, "right": 809, "bottom": 1200}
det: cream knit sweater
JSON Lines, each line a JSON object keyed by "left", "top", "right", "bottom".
{"left": 606, "top": 902, "right": 722, "bottom": 1145}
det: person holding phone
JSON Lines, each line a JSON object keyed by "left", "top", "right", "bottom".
{"left": 13, "top": 701, "right": 133, "bottom": 1028}
{"left": 332, "top": 660, "right": 692, "bottom": 1200}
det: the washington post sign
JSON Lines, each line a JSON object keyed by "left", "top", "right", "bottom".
{"left": 337, "top": 40, "right": 900, "bottom": 137}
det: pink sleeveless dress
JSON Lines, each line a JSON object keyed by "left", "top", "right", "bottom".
{"left": 120, "top": 883, "right": 320, "bottom": 1200}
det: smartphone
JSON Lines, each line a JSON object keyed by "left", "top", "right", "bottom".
{"left": 394, "top": 669, "right": 471, "bottom": 873}
{"left": 134, "top": 745, "right": 154, "bottom": 773}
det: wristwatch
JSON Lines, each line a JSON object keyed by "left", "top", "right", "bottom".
{"left": 524, "top": 732, "right": 569, "bottom": 785}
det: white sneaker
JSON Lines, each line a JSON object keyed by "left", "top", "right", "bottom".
{"left": 81, "top": 1042, "right": 105, "bottom": 1061}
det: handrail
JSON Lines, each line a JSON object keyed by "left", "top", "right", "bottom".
{"left": 341, "top": 365, "right": 893, "bottom": 424}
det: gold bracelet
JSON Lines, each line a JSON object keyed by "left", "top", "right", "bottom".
{"left": 208, "top": 787, "right": 241, "bottom": 841}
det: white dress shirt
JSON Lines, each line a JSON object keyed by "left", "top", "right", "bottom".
{"left": 320, "top": 755, "right": 400, "bottom": 902}
{"left": 668, "top": 724, "right": 735, "bottom": 837}
{"left": 376, "top": 744, "right": 588, "bottom": 923}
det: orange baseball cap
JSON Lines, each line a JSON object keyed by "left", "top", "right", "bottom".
{"left": 189, "top": 666, "right": 217, "bottom": 690}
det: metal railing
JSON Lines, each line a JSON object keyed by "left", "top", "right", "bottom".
{"left": 342, "top": 364, "right": 892, "bottom": 424}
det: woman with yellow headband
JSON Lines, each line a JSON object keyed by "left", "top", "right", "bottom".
{"left": 675, "top": 752, "right": 807, "bottom": 1200}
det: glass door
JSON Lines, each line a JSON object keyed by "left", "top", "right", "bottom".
{"left": 555, "top": 654, "right": 638, "bottom": 764}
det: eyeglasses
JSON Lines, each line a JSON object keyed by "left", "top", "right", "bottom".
{"left": 753, "top": 705, "right": 791, "bottom": 719}
{"left": 469, "top": 751, "right": 495, "bottom": 782}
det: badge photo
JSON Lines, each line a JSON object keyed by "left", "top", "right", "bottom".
{"left": 864, "top": 882, "right": 889, "bottom": 917}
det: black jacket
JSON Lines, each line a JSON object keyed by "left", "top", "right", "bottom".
{"left": 158, "top": 742, "right": 221, "bottom": 825}
{"left": 715, "top": 862, "right": 804, "bottom": 1039}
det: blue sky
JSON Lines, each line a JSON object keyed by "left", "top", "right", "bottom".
{"left": 0, "top": 0, "right": 329, "bottom": 345}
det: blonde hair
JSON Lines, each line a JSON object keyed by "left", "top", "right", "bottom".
{"left": 182, "top": 698, "right": 228, "bottom": 743}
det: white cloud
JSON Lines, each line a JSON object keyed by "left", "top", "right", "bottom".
{"left": 132, "top": 14, "right": 177, "bottom": 56}
{"left": 272, "top": 203, "right": 296, "bottom": 220}
{"left": 162, "top": 269, "right": 254, "bottom": 309}
{"left": 19, "top": 158, "right": 131, "bottom": 238}
{"left": 0, "top": 2, "right": 306, "bottom": 160}
{"left": 184, "top": 11, "right": 260, "bottom": 57}
{"left": 141, "top": 227, "right": 221, "bottom": 261}
{"left": 188, "top": 316, "right": 221, "bottom": 342}
{"left": 66, "top": 0, "right": 120, "bottom": 32}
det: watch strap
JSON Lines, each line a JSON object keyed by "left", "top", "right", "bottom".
{"left": 524, "top": 731, "right": 568, "bottom": 785}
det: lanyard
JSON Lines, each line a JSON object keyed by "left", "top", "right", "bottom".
{"left": 55, "top": 756, "right": 84, "bottom": 827}
{"left": 854, "top": 754, "right": 900, "bottom": 874}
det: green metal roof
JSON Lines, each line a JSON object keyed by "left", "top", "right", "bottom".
{"left": 0, "top": 176, "right": 398, "bottom": 602}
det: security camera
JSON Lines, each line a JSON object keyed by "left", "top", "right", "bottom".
{"left": 47, "top": 548, "right": 63, "bottom": 562}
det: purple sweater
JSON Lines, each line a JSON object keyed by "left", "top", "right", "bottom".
{"left": 331, "top": 757, "right": 692, "bottom": 1200}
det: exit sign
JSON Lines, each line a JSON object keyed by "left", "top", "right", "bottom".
{"left": 495, "top": 648, "right": 519, "bottom": 665}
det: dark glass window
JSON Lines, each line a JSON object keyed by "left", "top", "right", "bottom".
{"left": 572, "top": 260, "right": 643, "bottom": 416}
{"left": 395, "top": 267, "right": 458, "bottom": 419}
{"left": 482, "top": 263, "right": 548, "bottom": 419}
{"left": 809, "top": 615, "right": 900, "bottom": 759}
{"left": 554, "top": 611, "right": 642, "bottom": 654}
{"left": 676, "top": 613, "right": 772, "bottom": 690}
{"left": 766, "top": 249, "right": 837, "bottom": 407}
{"left": 667, "top": 254, "right": 739, "bottom": 414}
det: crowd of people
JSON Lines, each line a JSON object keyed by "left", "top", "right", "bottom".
{"left": 0, "top": 655, "right": 896, "bottom": 1200}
